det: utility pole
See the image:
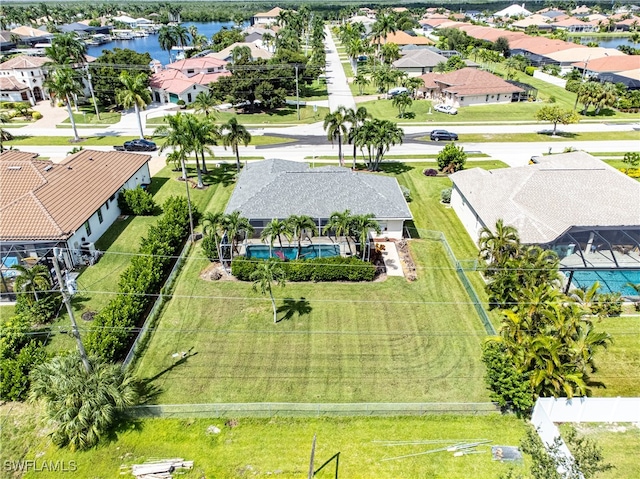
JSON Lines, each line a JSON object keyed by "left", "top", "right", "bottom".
{"left": 85, "top": 66, "right": 101, "bottom": 120}
{"left": 52, "top": 247, "right": 91, "bottom": 373}
{"left": 295, "top": 64, "right": 300, "bottom": 121}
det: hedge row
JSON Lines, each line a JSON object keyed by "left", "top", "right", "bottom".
{"left": 85, "top": 196, "right": 195, "bottom": 362}
{"left": 232, "top": 256, "right": 376, "bottom": 282}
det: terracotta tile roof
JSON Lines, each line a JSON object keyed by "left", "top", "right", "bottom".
{"left": 165, "top": 57, "right": 228, "bottom": 71}
{"left": 509, "top": 36, "right": 582, "bottom": 54}
{"left": 0, "top": 76, "right": 29, "bottom": 91}
{"left": 0, "top": 149, "right": 150, "bottom": 241}
{"left": 456, "top": 24, "right": 525, "bottom": 42}
{"left": 431, "top": 68, "right": 524, "bottom": 96}
{"left": 254, "top": 7, "right": 287, "bottom": 18}
{"left": 0, "top": 54, "right": 49, "bottom": 70}
{"left": 616, "top": 68, "right": 640, "bottom": 81}
{"left": 553, "top": 17, "right": 599, "bottom": 27}
{"left": 417, "top": 72, "right": 440, "bottom": 89}
{"left": 545, "top": 47, "right": 624, "bottom": 63}
{"left": 150, "top": 68, "right": 230, "bottom": 94}
{"left": 575, "top": 55, "right": 640, "bottom": 72}
{"left": 381, "top": 31, "right": 433, "bottom": 46}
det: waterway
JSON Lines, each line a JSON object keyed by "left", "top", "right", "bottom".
{"left": 86, "top": 21, "right": 239, "bottom": 64}
{"left": 571, "top": 36, "right": 635, "bottom": 49}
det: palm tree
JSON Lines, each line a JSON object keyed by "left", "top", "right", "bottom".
{"left": 250, "top": 262, "right": 286, "bottom": 323}
{"left": 594, "top": 82, "right": 617, "bottom": 114}
{"left": 344, "top": 106, "right": 371, "bottom": 168}
{"left": 323, "top": 210, "right": 354, "bottom": 254}
{"left": 202, "top": 211, "right": 226, "bottom": 261}
{"left": 48, "top": 32, "right": 86, "bottom": 65}
{"left": 43, "top": 67, "right": 84, "bottom": 142}
{"left": 478, "top": 219, "right": 520, "bottom": 268}
{"left": 173, "top": 24, "right": 190, "bottom": 49}
{"left": 158, "top": 25, "right": 178, "bottom": 62}
{"left": 380, "top": 42, "right": 401, "bottom": 65}
{"left": 349, "top": 214, "right": 381, "bottom": 260}
{"left": 220, "top": 118, "right": 251, "bottom": 173}
{"left": 165, "top": 149, "right": 188, "bottom": 180}
{"left": 188, "top": 114, "right": 219, "bottom": 175}
{"left": 323, "top": 108, "right": 348, "bottom": 166}
{"left": 261, "top": 218, "right": 294, "bottom": 249}
{"left": 354, "top": 119, "right": 404, "bottom": 171}
{"left": 192, "top": 91, "right": 217, "bottom": 117}
{"left": 30, "top": 352, "right": 138, "bottom": 451}
{"left": 371, "top": 64, "right": 400, "bottom": 95}
{"left": 0, "top": 112, "right": 11, "bottom": 152}
{"left": 371, "top": 14, "right": 397, "bottom": 56}
{"left": 402, "top": 76, "right": 425, "bottom": 99}
{"left": 353, "top": 72, "right": 370, "bottom": 95}
{"left": 116, "top": 72, "right": 151, "bottom": 139}
{"left": 223, "top": 210, "right": 254, "bottom": 257}
{"left": 12, "top": 264, "right": 51, "bottom": 304}
{"left": 577, "top": 81, "right": 603, "bottom": 114}
{"left": 287, "top": 214, "right": 316, "bottom": 259}
{"left": 392, "top": 92, "right": 412, "bottom": 118}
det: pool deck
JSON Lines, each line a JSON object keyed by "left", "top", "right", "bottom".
{"left": 560, "top": 250, "right": 640, "bottom": 269}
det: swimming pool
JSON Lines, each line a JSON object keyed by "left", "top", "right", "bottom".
{"left": 566, "top": 270, "right": 640, "bottom": 296}
{"left": 246, "top": 244, "right": 340, "bottom": 260}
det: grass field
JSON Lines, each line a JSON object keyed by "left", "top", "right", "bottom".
{"left": 423, "top": 131, "right": 640, "bottom": 143}
{"left": 559, "top": 423, "right": 640, "bottom": 479}
{"left": 1, "top": 402, "right": 529, "bottom": 479}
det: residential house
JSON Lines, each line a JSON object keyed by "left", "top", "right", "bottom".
{"left": 207, "top": 42, "right": 273, "bottom": 62}
{"left": 0, "top": 54, "right": 49, "bottom": 103}
{"left": 449, "top": 152, "right": 640, "bottom": 274}
{"left": 572, "top": 55, "right": 640, "bottom": 89}
{"left": 508, "top": 36, "right": 584, "bottom": 65}
{"left": 0, "top": 31, "right": 18, "bottom": 52}
{"left": 150, "top": 57, "right": 229, "bottom": 104}
{"left": 224, "top": 159, "right": 413, "bottom": 240}
{"left": 0, "top": 149, "right": 151, "bottom": 273}
{"left": 494, "top": 4, "right": 532, "bottom": 17}
{"left": 252, "top": 7, "right": 287, "bottom": 26}
{"left": 553, "top": 17, "right": 599, "bottom": 33}
{"left": 512, "top": 14, "right": 557, "bottom": 31}
{"left": 9, "top": 25, "right": 52, "bottom": 47}
{"left": 392, "top": 49, "right": 448, "bottom": 76}
{"left": 543, "top": 47, "right": 624, "bottom": 72}
{"left": 418, "top": 68, "right": 525, "bottom": 107}
{"left": 378, "top": 31, "right": 433, "bottom": 47}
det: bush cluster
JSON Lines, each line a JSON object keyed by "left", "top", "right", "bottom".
{"left": 117, "top": 186, "right": 156, "bottom": 216}
{"left": 0, "top": 313, "right": 47, "bottom": 401}
{"left": 86, "top": 196, "right": 195, "bottom": 361}
{"left": 524, "top": 66, "right": 535, "bottom": 76}
{"left": 440, "top": 188, "right": 452, "bottom": 204}
{"left": 232, "top": 256, "right": 376, "bottom": 282}
{"left": 591, "top": 292, "right": 623, "bottom": 317}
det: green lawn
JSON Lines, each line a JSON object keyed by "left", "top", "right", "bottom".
{"left": 421, "top": 131, "right": 640, "bottom": 143}
{"left": 134, "top": 161, "right": 502, "bottom": 404}
{"left": 559, "top": 423, "right": 640, "bottom": 479}
{"left": 60, "top": 109, "right": 121, "bottom": 125}
{"left": 4, "top": 134, "right": 292, "bottom": 147}
{"left": 1, "top": 403, "right": 529, "bottom": 479}
{"left": 590, "top": 316, "right": 640, "bottom": 397}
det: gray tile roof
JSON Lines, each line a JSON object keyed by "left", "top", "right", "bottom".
{"left": 450, "top": 151, "right": 640, "bottom": 244}
{"left": 225, "top": 159, "right": 413, "bottom": 220}
{"left": 393, "top": 49, "right": 448, "bottom": 68}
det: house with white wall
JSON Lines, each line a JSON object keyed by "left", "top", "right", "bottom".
{"left": 0, "top": 149, "right": 151, "bottom": 269}
{"left": 0, "top": 54, "right": 49, "bottom": 104}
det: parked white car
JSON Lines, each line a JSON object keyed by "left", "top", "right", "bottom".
{"left": 434, "top": 104, "right": 458, "bottom": 115}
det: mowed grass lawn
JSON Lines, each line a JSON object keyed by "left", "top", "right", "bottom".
{"left": 5, "top": 402, "right": 528, "bottom": 479}
{"left": 135, "top": 162, "right": 501, "bottom": 403}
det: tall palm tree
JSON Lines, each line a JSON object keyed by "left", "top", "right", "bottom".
{"left": 188, "top": 114, "right": 219, "bottom": 175}
{"left": 44, "top": 67, "right": 84, "bottom": 141}
{"left": 354, "top": 119, "right": 403, "bottom": 171}
{"left": 221, "top": 118, "right": 251, "bottom": 173}
{"left": 250, "top": 262, "right": 286, "bottom": 323}
{"left": 349, "top": 214, "right": 381, "bottom": 260}
{"left": 287, "top": 214, "right": 316, "bottom": 259}
{"left": 323, "top": 107, "right": 348, "bottom": 166}
{"left": 192, "top": 91, "right": 217, "bottom": 117}
{"left": 11, "top": 264, "right": 51, "bottom": 303}
{"left": 344, "top": 106, "right": 371, "bottom": 168}
{"left": 392, "top": 92, "right": 412, "bottom": 118}
{"left": 202, "top": 211, "right": 226, "bottom": 261}
{"left": 478, "top": 219, "right": 520, "bottom": 268}
{"left": 173, "top": 24, "right": 190, "bottom": 49}
{"left": 323, "top": 210, "right": 354, "bottom": 254}
{"left": 261, "top": 218, "right": 294, "bottom": 249}
{"left": 223, "top": 210, "right": 254, "bottom": 257}
{"left": 30, "top": 353, "right": 138, "bottom": 451}
{"left": 116, "top": 72, "right": 151, "bottom": 139}
{"left": 594, "top": 82, "right": 617, "bottom": 114}
{"left": 155, "top": 113, "right": 197, "bottom": 185}
{"left": 353, "top": 72, "right": 370, "bottom": 96}
{"left": 158, "top": 25, "right": 178, "bottom": 62}
{"left": 371, "top": 14, "right": 397, "bottom": 56}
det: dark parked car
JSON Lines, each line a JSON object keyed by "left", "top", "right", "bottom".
{"left": 115, "top": 139, "right": 157, "bottom": 152}
{"left": 430, "top": 130, "right": 458, "bottom": 141}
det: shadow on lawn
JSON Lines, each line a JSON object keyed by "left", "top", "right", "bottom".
{"left": 145, "top": 349, "right": 198, "bottom": 383}
{"left": 276, "top": 297, "right": 312, "bottom": 322}
{"left": 202, "top": 164, "right": 237, "bottom": 186}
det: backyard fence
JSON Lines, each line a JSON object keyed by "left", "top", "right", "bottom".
{"left": 420, "top": 230, "right": 496, "bottom": 335}
{"left": 122, "top": 238, "right": 193, "bottom": 369}
{"left": 129, "top": 402, "right": 500, "bottom": 419}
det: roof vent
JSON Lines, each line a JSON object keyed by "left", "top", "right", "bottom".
{"left": 67, "top": 166, "right": 72, "bottom": 170}
{"left": 44, "top": 165, "right": 53, "bottom": 172}
{"left": 7, "top": 166, "right": 21, "bottom": 170}
{"left": 88, "top": 157, "right": 93, "bottom": 161}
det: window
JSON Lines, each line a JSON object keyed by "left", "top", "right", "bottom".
{"left": 104, "top": 200, "right": 109, "bottom": 210}
{"left": 109, "top": 193, "right": 116, "bottom": 202}
{"left": 84, "top": 220, "right": 92, "bottom": 236}
{"left": 97, "top": 208, "right": 103, "bottom": 224}
{"left": 31, "top": 71, "right": 34, "bottom": 76}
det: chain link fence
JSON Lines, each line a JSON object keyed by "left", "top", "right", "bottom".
{"left": 129, "top": 402, "right": 499, "bottom": 418}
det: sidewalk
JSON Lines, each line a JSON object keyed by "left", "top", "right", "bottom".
{"left": 323, "top": 25, "right": 356, "bottom": 113}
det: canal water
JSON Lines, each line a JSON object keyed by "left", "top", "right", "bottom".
{"left": 86, "top": 21, "right": 240, "bottom": 64}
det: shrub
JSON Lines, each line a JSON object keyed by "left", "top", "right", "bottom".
{"left": 437, "top": 143, "right": 467, "bottom": 172}
{"left": 15, "top": 293, "right": 62, "bottom": 324}
{"left": 0, "top": 341, "right": 47, "bottom": 401}
{"left": 565, "top": 79, "right": 581, "bottom": 93}
{"left": 231, "top": 256, "right": 376, "bottom": 282}
{"left": 423, "top": 168, "right": 438, "bottom": 177}
{"left": 117, "top": 186, "right": 156, "bottom": 215}
{"left": 591, "top": 292, "right": 623, "bottom": 317}
{"left": 440, "top": 188, "right": 452, "bottom": 204}
{"left": 201, "top": 234, "right": 219, "bottom": 260}
{"left": 31, "top": 111, "right": 43, "bottom": 120}
{"left": 525, "top": 66, "right": 535, "bottom": 76}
